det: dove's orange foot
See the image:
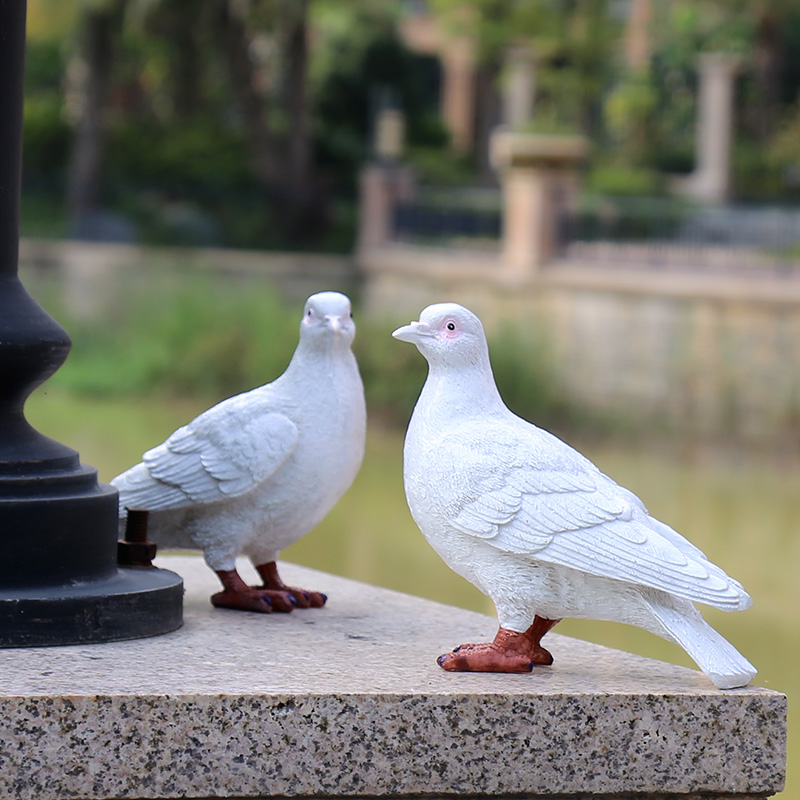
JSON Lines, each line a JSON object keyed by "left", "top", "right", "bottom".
{"left": 256, "top": 561, "right": 327, "bottom": 609}
{"left": 438, "top": 616, "right": 560, "bottom": 673}
{"left": 212, "top": 569, "right": 295, "bottom": 613}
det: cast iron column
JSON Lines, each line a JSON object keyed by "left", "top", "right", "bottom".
{"left": 0, "top": 0, "right": 182, "bottom": 645}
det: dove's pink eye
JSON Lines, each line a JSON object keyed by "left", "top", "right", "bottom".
{"left": 442, "top": 320, "right": 459, "bottom": 338}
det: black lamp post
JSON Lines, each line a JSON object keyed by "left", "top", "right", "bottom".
{"left": 0, "top": 0, "right": 182, "bottom": 646}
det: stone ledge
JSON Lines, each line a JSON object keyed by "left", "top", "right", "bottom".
{"left": 358, "top": 243, "right": 800, "bottom": 304}
{"left": 0, "top": 555, "right": 786, "bottom": 800}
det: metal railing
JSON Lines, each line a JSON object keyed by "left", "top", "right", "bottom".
{"left": 392, "top": 187, "right": 502, "bottom": 248}
{"left": 560, "top": 197, "right": 800, "bottom": 274}
{"left": 389, "top": 185, "right": 800, "bottom": 275}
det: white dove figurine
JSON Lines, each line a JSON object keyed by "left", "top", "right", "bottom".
{"left": 393, "top": 302, "right": 756, "bottom": 689}
{"left": 112, "top": 291, "right": 366, "bottom": 613}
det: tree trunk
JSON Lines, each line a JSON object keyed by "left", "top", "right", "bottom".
{"left": 751, "top": 9, "right": 783, "bottom": 144}
{"left": 475, "top": 62, "right": 502, "bottom": 185}
{"left": 209, "top": 0, "right": 279, "bottom": 188}
{"left": 66, "top": 1, "right": 125, "bottom": 231}
{"left": 282, "top": 0, "right": 313, "bottom": 224}
{"left": 152, "top": 0, "right": 203, "bottom": 121}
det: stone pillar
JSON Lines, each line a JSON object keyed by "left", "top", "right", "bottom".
{"left": 502, "top": 44, "right": 536, "bottom": 130}
{"left": 440, "top": 40, "right": 476, "bottom": 153}
{"left": 491, "top": 131, "right": 588, "bottom": 277}
{"left": 681, "top": 53, "right": 741, "bottom": 204}
{"left": 397, "top": 7, "right": 477, "bottom": 154}
{"left": 374, "top": 107, "right": 405, "bottom": 162}
{"left": 357, "top": 163, "right": 415, "bottom": 252}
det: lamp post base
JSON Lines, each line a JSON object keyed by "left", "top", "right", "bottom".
{"left": 0, "top": 567, "right": 183, "bottom": 647}
{"left": 0, "top": 0, "right": 183, "bottom": 649}
{"left": 0, "top": 463, "right": 184, "bottom": 648}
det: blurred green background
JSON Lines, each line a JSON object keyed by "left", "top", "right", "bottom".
{"left": 20, "top": 0, "right": 800, "bottom": 250}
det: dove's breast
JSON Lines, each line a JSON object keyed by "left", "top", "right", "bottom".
{"left": 402, "top": 423, "right": 480, "bottom": 571}
{"left": 244, "top": 356, "right": 366, "bottom": 549}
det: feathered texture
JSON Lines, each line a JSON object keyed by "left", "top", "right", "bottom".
{"left": 112, "top": 291, "right": 366, "bottom": 611}
{"left": 393, "top": 302, "right": 755, "bottom": 689}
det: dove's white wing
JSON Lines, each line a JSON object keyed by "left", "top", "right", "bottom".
{"left": 436, "top": 421, "right": 748, "bottom": 610}
{"left": 114, "top": 393, "right": 299, "bottom": 512}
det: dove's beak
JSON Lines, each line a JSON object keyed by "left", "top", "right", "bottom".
{"left": 326, "top": 315, "right": 344, "bottom": 333}
{"left": 392, "top": 321, "right": 431, "bottom": 343}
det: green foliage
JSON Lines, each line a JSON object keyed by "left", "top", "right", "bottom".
{"left": 669, "top": 1, "right": 752, "bottom": 57}
{"left": 21, "top": 1, "right": 452, "bottom": 251}
{"left": 22, "top": 40, "right": 71, "bottom": 182}
{"left": 38, "top": 269, "right": 579, "bottom": 431}
{"left": 733, "top": 138, "right": 785, "bottom": 201}
{"left": 21, "top": 0, "right": 800, "bottom": 250}
{"left": 97, "top": 118, "right": 284, "bottom": 247}
{"left": 586, "top": 163, "right": 661, "bottom": 196}
{"left": 312, "top": 3, "right": 448, "bottom": 188}
{"left": 405, "top": 147, "right": 475, "bottom": 187}
{"left": 23, "top": 95, "right": 71, "bottom": 178}
{"left": 19, "top": 192, "right": 69, "bottom": 239}
{"left": 767, "top": 101, "right": 800, "bottom": 196}
{"left": 603, "top": 71, "right": 658, "bottom": 155}
{"left": 486, "top": 324, "right": 568, "bottom": 427}
{"left": 49, "top": 272, "right": 299, "bottom": 399}
{"left": 432, "top": 0, "right": 622, "bottom": 137}
{"left": 108, "top": 120, "right": 252, "bottom": 195}
{"left": 353, "top": 318, "right": 428, "bottom": 428}
{"left": 518, "top": 117, "right": 581, "bottom": 137}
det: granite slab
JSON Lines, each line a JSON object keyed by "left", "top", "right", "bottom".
{"left": 0, "top": 555, "right": 787, "bottom": 800}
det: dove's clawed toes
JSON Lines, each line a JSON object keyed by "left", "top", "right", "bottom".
{"left": 437, "top": 644, "right": 539, "bottom": 673}
{"left": 292, "top": 590, "right": 327, "bottom": 609}
{"left": 269, "top": 587, "right": 326, "bottom": 609}
{"left": 256, "top": 561, "right": 327, "bottom": 609}
{"left": 438, "top": 618, "right": 560, "bottom": 673}
{"left": 211, "top": 588, "right": 273, "bottom": 613}
{"left": 212, "top": 569, "right": 297, "bottom": 613}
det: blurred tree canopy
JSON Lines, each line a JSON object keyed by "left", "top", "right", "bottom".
{"left": 23, "top": 0, "right": 446, "bottom": 249}
{"left": 20, "top": 0, "right": 800, "bottom": 251}
{"left": 430, "top": 0, "right": 623, "bottom": 137}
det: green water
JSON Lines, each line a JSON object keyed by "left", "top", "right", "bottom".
{"left": 27, "top": 391, "right": 798, "bottom": 797}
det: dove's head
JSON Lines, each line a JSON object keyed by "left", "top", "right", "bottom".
{"left": 392, "top": 303, "right": 490, "bottom": 370}
{"left": 300, "top": 292, "right": 356, "bottom": 348}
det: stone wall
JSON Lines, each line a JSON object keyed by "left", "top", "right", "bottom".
{"left": 18, "top": 238, "right": 357, "bottom": 322}
{"left": 361, "top": 246, "right": 800, "bottom": 444}
{"left": 20, "top": 237, "right": 800, "bottom": 443}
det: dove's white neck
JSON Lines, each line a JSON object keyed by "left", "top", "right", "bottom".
{"left": 290, "top": 335, "right": 355, "bottom": 366}
{"left": 271, "top": 334, "right": 360, "bottom": 396}
{"left": 415, "top": 356, "right": 508, "bottom": 424}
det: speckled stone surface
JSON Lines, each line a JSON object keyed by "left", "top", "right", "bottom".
{"left": 0, "top": 555, "right": 786, "bottom": 800}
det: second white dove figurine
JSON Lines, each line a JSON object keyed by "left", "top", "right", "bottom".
{"left": 393, "top": 302, "right": 756, "bottom": 689}
{"left": 112, "top": 291, "right": 366, "bottom": 613}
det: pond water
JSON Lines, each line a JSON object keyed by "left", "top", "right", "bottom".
{"left": 27, "top": 390, "right": 798, "bottom": 798}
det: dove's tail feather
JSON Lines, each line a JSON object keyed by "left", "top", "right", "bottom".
{"left": 646, "top": 598, "right": 756, "bottom": 689}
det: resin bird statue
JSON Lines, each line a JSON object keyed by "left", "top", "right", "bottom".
{"left": 112, "top": 291, "right": 366, "bottom": 613}
{"left": 393, "top": 302, "right": 756, "bottom": 689}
